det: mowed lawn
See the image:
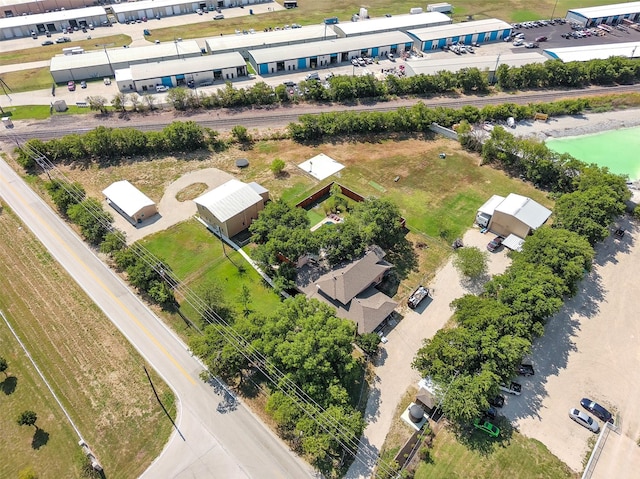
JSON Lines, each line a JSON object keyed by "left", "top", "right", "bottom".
{"left": 415, "top": 428, "right": 577, "bottom": 479}
{"left": 0, "top": 205, "right": 175, "bottom": 479}
{"left": 140, "top": 219, "right": 282, "bottom": 322}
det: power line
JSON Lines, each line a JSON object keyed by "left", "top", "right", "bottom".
{"left": 7, "top": 133, "right": 398, "bottom": 478}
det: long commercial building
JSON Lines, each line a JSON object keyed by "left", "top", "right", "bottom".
{"left": 205, "top": 25, "right": 338, "bottom": 58}
{"left": 50, "top": 40, "right": 202, "bottom": 83}
{"left": 566, "top": 1, "right": 640, "bottom": 26}
{"left": 115, "top": 52, "right": 246, "bottom": 93}
{"left": 0, "top": 0, "right": 92, "bottom": 17}
{"left": 332, "top": 12, "right": 451, "bottom": 37}
{"left": 0, "top": 5, "right": 106, "bottom": 38}
{"left": 543, "top": 41, "right": 640, "bottom": 62}
{"left": 109, "top": 0, "right": 268, "bottom": 22}
{"left": 408, "top": 18, "right": 513, "bottom": 51}
{"left": 248, "top": 31, "right": 415, "bottom": 75}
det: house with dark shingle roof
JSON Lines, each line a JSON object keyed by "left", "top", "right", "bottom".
{"left": 298, "top": 245, "right": 397, "bottom": 334}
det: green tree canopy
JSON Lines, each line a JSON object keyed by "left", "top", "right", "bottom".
{"left": 17, "top": 410, "right": 38, "bottom": 428}
{"left": 452, "top": 246, "right": 488, "bottom": 279}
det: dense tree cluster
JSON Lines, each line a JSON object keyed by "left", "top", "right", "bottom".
{"left": 413, "top": 226, "right": 595, "bottom": 423}
{"left": 190, "top": 295, "right": 364, "bottom": 476}
{"left": 287, "top": 98, "right": 591, "bottom": 142}
{"left": 15, "top": 122, "right": 225, "bottom": 169}
{"left": 249, "top": 197, "right": 405, "bottom": 289}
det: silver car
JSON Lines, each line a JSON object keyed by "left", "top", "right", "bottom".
{"left": 569, "top": 408, "right": 599, "bottom": 433}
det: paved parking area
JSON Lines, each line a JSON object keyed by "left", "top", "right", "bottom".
{"left": 501, "top": 218, "right": 640, "bottom": 474}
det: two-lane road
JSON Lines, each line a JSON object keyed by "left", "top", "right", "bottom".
{"left": 0, "top": 159, "right": 314, "bottom": 478}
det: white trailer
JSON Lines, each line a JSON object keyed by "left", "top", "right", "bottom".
{"left": 427, "top": 3, "right": 453, "bottom": 13}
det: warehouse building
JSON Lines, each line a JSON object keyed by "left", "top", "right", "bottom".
{"left": 566, "top": 1, "right": 640, "bottom": 27}
{"left": 332, "top": 12, "right": 451, "bottom": 37}
{"left": 403, "top": 52, "right": 546, "bottom": 81}
{"left": 543, "top": 41, "right": 640, "bottom": 62}
{"left": 50, "top": 40, "right": 202, "bottom": 83}
{"left": 1, "top": 0, "right": 92, "bottom": 18}
{"left": 194, "top": 179, "right": 269, "bottom": 238}
{"left": 408, "top": 18, "right": 513, "bottom": 51}
{"left": 115, "top": 52, "right": 246, "bottom": 92}
{"left": 481, "top": 193, "right": 551, "bottom": 239}
{"left": 0, "top": 6, "right": 106, "bottom": 39}
{"left": 205, "top": 25, "right": 338, "bottom": 58}
{"left": 109, "top": 0, "right": 268, "bottom": 22}
{"left": 103, "top": 180, "right": 158, "bottom": 225}
{"left": 248, "top": 31, "right": 415, "bottom": 75}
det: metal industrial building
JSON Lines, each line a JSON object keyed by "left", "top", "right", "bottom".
{"left": 50, "top": 40, "right": 202, "bottom": 83}
{"left": 0, "top": 6, "right": 106, "bottom": 38}
{"left": 103, "top": 180, "right": 158, "bottom": 225}
{"left": 115, "top": 52, "right": 246, "bottom": 92}
{"left": 1, "top": 0, "right": 93, "bottom": 17}
{"left": 194, "top": 179, "right": 269, "bottom": 238}
{"left": 248, "top": 31, "right": 415, "bottom": 75}
{"left": 403, "top": 52, "right": 547, "bottom": 80}
{"left": 566, "top": 1, "right": 640, "bottom": 26}
{"left": 332, "top": 12, "right": 451, "bottom": 37}
{"left": 543, "top": 41, "right": 640, "bottom": 62}
{"left": 480, "top": 193, "right": 551, "bottom": 239}
{"left": 408, "top": 18, "right": 513, "bottom": 51}
{"left": 109, "top": 0, "right": 269, "bottom": 22}
{"left": 205, "top": 25, "right": 338, "bottom": 58}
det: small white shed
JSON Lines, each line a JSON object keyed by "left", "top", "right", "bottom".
{"left": 102, "top": 180, "right": 157, "bottom": 225}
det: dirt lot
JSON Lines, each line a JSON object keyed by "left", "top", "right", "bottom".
{"left": 501, "top": 217, "right": 640, "bottom": 475}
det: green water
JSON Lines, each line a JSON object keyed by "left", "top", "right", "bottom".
{"left": 546, "top": 126, "right": 640, "bottom": 180}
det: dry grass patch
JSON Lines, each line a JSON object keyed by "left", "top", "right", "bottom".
{"left": 176, "top": 182, "right": 208, "bottom": 201}
{"left": 0, "top": 204, "right": 174, "bottom": 479}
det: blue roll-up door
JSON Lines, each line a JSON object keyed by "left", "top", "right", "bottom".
{"left": 465, "top": 34, "right": 473, "bottom": 44}
{"left": 161, "top": 76, "right": 172, "bottom": 87}
{"left": 451, "top": 36, "right": 459, "bottom": 43}
{"left": 259, "top": 64, "right": 268, "bottom": 75}
{"left": 424, "top": 40, "right": 433, "bottom": 50}
{"left": 503, "top": 29, "right": 511, "bottom": 38}
{"left": 372, "top": 47, "right": 379, "bottom": 56}
{"left": 176, "top": 74, "right": 185, "bottom": 80}
{"left": 489, "top": 30, "right": 498, "bottom": 41}
{"left": 297, "top": 58, "right": 306, "bottom": 69}
{"left": 478, "top": 32, "right": 486, "bottom": 42}
{"left": 438, "top": 38, "right": 446, "bottom": 48}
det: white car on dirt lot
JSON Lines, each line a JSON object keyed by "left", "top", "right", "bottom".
{"left": 569, "top": 408, "right": 600, "bottom": 433}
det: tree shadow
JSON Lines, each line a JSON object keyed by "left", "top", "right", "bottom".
{"left": 451, "top": 416, "right": 514, "bottom": 456}
{"left": 32, "top": 428, "right": 49, "bottom": 449}
{"left": 386, "top": 237, "right": 419, "bottom": 281}
{"left": 1, "top": 375, "right": 17, "bottom": 395}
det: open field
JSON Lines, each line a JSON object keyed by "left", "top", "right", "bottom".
{"left": 414, "top": 427, "right": 577, "bottom": 479}
{"left": 0, "top": 203, "right": 175, "bottom": 479}
{"left": 1, "top": 67, "right": 53, "bottom": 93}
{"left": 0, "top": 34, "right": 132, "bottom": 66}
{"left": 149, "top": 0, "right": 625, "bottom": 42}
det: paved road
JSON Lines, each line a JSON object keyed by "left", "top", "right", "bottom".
{"left": 0, "top": 158, "right": 314, "bottom": 478}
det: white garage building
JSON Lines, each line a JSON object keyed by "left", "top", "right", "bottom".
{"left": 407, "top": 18, "right": 513, "bottom": 51}
{"left": 103, "top": 180, "right": 158, "bottom": 225}
{"left": 0, "top": 6, "right": 107, "bottom": 39}
{"left": 332, "top": 12, "right": 451, "bottom": 37}
{"left": 194, "top": 179, "right": 269, "bottom": 238}
{"left": 115, "top": 52, "right": 246, "bottom": 92}
{"left": 566, "top": 1, "right": 640, "bottom": 27}
{"left": 543, "top": 42, "right": 640, "bottom": 62}
{"left": 477, "top": 193, "right": 551, "bottom": 239}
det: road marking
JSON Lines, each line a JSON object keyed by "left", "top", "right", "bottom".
{"left": 0, "top": 171, "right": 196, "bottom": 385}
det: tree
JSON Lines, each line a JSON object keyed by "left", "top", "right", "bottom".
{"left": 18, "top": 466, "right": 38, "bottom": 479}
{"left": 129, "top": 93, "right": 141, "bottom": 112}
{"left": 86, "top": 96, "right": 108, "bottom": 114}
{"left": 17, "top": 410, "right": 38, "bottom": 428}
{"left": 198, "top": 281, "right": 235, "bottom": 324}
{"left": 100, "top": 230, "right": 127, "bottom": 255}
{"left": 238, "top": 284, "right": 252, "bottom": 317}
{"left": 111, "top": 93, "right": 127, "bottom": 112}
{"left": 355, "top": 333, "right": 381, "bottom": 357}
{"left": 231, "top": 125, "right": 252, "bottom": 144}
{"left": 452, "top": 246, "right": 488, "bottom": 279}
{"left": 350, "top": 197, "right": 406, "bottom": 250}
{"left": 45, "top": 179, "right": 86, "bottom": 214}
{"left": 0, "top": 356, "right": 7, "bottom": 376}
{"left": 142, "top": 93, "right": 156, "bottom": 111}
{"left": 166, "top": 87, "right": 191, "bottom": 110}
{"left": 270, "top": 158, "right": 285, "bottom": 176}
{"left": 250, "top": 200, "right": 309, "bottom": 244}
{"left": 67, "top": 198, "right": 113, "bottom": 245}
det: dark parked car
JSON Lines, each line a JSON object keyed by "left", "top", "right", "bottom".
{"left": 489, "top": 394, "right": 505, "bottom": 408}
{"left": 487, "top": 236, "right": 503, "bottom": 252}
{"left": 580, "top": 398, "right": 613, "bottom": 423}
{"left": 535, "top": 36, "right": 548, "bottom": 42}
{"left": 517, "top": 364, "right": 535, "bottom": 376}
{"left": 41, "top": 40, "right": 54, "bottom": 46}
{"left": 485, "top": 406, "right": 498, "bottom": 419}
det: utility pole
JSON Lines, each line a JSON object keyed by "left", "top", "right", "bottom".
{"left": 95, "top": 43, "right": 115, "bottom": 75}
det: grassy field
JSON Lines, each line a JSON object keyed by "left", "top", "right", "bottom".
{"left": 53, "top": 134, "right": 553, "bottom": 299}
{"left": 149, "top": 0, "right": 626, "bottom": 42}
{"left": 0, "top": 34, "right": 132, "bottom": 66}
{"left": 414, "top": 427, "right": 577, "bottom": 479}
{"left": 1, "top": 67, "right": 54, "bottom": 93}
{"left": 0, "top": 204, "right": 175, "bottom": 479}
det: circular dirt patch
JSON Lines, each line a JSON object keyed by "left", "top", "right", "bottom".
{"left": 175, "top": 183, "right": 208, "bottom": 202}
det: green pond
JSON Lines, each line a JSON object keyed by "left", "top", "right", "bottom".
{"left": 546, "top": 126, "right": 640, "bottom": 180}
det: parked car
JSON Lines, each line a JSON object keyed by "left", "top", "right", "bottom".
{"left": 473, "top": 419, "right": 500, "bottom": 437}
{"left": 489, "top": 394, "right": 505, "bottom": 408}
{"left": 282, "top": 79, "right": 296, "bottom": 87}
{"left": 487, "top": 236, "right": 503, "bottom": 252}
{"left": 517, "top": 364, "right": 535, "bottom": 376}
{"left": 213, "top": 14, "right": 224, "bottom": 20}
{"left": 485, "top": 406, "right": 498, "bottom": 419}
{"left": 103, "top": 77, "right": 111, "bottom": 85}
{"left": 513, "top": 39, "right": 524, "bottom": 46}
{"left": 525, "top": 42, "right": 540, "bottom": 48}
{"left": 67, "top": 81, "right": 76, "bottom": 91}
{"left": 580, "top": 398, "right": 613, "bottom": 423}
{"left": 500, "top": 381, "right": 522, "bottom": 395}
{"left": 155, "top": 85, "right": 168, "bottom": 92}
{"left": 41, "top": 40, "right": 54, "bottom": 46}
{"left": 80, "top": 81, "right": 87, "bottom": 89}
{"left": 56, "top": 37, "right": 71, "bottom": 43}
{"left": 569, "top": 408, "right": 600, "bottom": 433}
{"left": 535, "top": 36, "right": 548, "bottom": 42}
